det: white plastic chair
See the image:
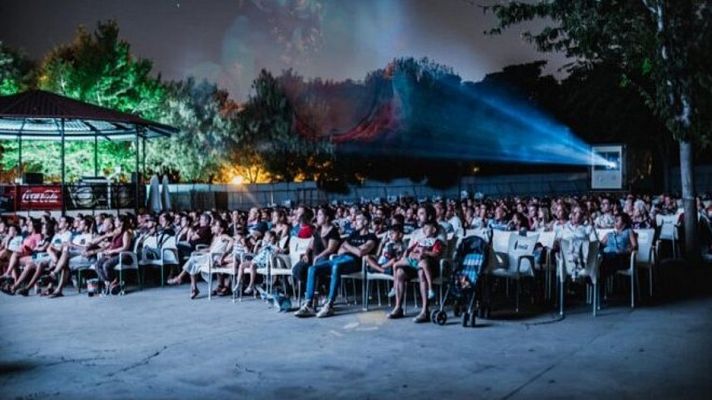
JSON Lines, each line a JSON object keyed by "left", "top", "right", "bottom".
{"left": 138, "top": 235, "right": 180, "bottom": 288}
{"left": 258, "top": 236, "right": 312, "bottom": 303}
{"left": 528, "top": 230, "right": 556, "bottom": 300}
{"left": 256, "top": 235, "right": 305, "bottom": 300}
{"left": 557, "top": 240, "right": 601, "bottom": 316}
{"left": 113, "top": 237, "right": 140, "bottom": 296}
{"left": 616, "top": 229, "right": 656, "bottom": 307}
{"left": 489, "top": 233, "right": 539, "bottom": 312}
{"left": 656, "top": 215, "right": 680, "bottom": 258}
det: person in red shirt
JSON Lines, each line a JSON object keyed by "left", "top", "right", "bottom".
{"left": 1, "top": 219, "right": 43, "bottom": 294}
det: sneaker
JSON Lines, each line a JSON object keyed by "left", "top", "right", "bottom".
{"left": 316, "top": 303, "right": 334, "bottom": 318}
{"left": 387, "top": 287, "right": 396, "bottom": 298}
{"left": 294, "top": 304, "right": 316, "bottom": 318}
{"left": 427, "top": 289, "right": 436, "bottom": 300}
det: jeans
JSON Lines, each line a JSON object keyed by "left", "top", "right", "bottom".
{"left": 95, "top": 255, "right": 131, "bottom": 282}
{"left": 291, "top": 260, "right": 310, "bottom": 293}
{"left": 304, "top": 255, "right": 359, "bottom": 304}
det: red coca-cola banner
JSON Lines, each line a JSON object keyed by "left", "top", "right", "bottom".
{"left": 17, "top": 185, "right": 63, "bottom": 211}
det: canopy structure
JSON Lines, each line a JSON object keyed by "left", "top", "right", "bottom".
{"left": 0, "top": 90, "right": 179, "bottom": 213}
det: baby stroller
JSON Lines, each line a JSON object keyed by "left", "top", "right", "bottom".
{"left": 431, "top": 235, "right": 489, "bottom": 328}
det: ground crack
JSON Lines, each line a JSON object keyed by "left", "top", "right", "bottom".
{"left": 106, "top": 346, "right": 168, "bottom": 377}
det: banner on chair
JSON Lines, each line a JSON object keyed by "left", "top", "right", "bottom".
{"left": 591, "top": 145, "right": 624, "bottom": 190}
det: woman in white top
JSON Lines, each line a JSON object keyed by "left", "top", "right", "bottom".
{"left": 168, "top": 219, "right": 232, "bottom": 299}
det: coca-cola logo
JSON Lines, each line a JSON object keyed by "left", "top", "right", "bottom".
{"left": 21, "top": 190, "right": 60, "bottom": 203}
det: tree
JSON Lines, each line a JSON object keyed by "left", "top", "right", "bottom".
{"left": 35, "top": 20, "right": 166, "bottom": 181}
{"left": 238, "top": 70, "right": 332, "bottom": 182}
{"left": 486, "top": 0, "right": 712, "bottom": 259}
{"left": 0, "top": 42, "right": 34, "bottom": 95}
{"left": 146, "top": 78, "right": 238, "bottom": 183}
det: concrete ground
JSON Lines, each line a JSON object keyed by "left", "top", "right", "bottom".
{"left": 1, "top": 274, "right": 711, "bottom": 400}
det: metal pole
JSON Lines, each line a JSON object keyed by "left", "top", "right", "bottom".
{"left": 94, "top": 135, "right": 99, "bottom": 177}
{"left": 17, "top": 132, "right": 22, "bottom": 183}
{"left": 135, "top": 126, "right": 140, "bottom": 213}
{"left": 61, "top": 119, "right": 66, "bottom": 216}
{"left": 142, "top": 136, "right": 146, "bottom": 177}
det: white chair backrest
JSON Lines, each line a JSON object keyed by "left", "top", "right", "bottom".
{"left": 491, "top": 230, "right": 513, "bottom": 253}
{"left": 289, "top": 236, "right": 313, "bottom": 267}
{"left": 507, "top": 234, "right": 538, "bottom": 275}
{"left": 161, "top": 236, "right": 178, "bottom": 264}
{"left": 529, "top": 230, "right": 555, "bottom": 249}
{"left": 560, "top": 239, "right": 600, "bottom": 280}
{"left": 634, "top": 229, "right": 655, "bottom": 265}
{"left": 657, "top": 215, "right": 678, "bottom": 240}
{"left": 142, "top": 235, "right": 158, "bottom": 249}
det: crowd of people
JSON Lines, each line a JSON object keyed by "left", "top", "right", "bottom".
{"left": 1, "top": 192, "right": 711, "bottom": 322}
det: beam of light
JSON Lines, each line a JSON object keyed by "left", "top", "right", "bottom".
{"left": 335, "top": 65, "right": 609, "bottom": 168}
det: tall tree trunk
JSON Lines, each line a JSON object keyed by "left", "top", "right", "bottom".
{"left": 679, "top": 139, "right": 699, "bottom": 262}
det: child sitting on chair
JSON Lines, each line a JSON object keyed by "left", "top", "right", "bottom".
{"left": 365, "top": 224, "right": 406, "bottom": 274}
{"left": 393, "top": 220, "right": 443, "bottom": 300}
{"left": 237, "top": 230, "right": 281, "bottom": 295}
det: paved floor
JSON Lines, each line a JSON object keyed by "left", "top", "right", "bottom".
{"left": 1, "top": 278, "right": 711, "bottom": 399}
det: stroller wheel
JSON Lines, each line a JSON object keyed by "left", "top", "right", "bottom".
{"left": 430, "top": 309, "right": 438, "bottom": 324}
{"left": 470, "top": 312, "right": 476, "bottom": 328}
{"left": 462, "top": 312, "right": 470, "bottom": 327}
{"left": 434, "top": 310, "right": 447, "bottom": 326}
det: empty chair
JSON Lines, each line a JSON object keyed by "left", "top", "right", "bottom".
{"left": 616, "top": 229, "right": 656, "bottom": 306}
{"left": 656, "top": 215, "right": 680, "bottom": 258}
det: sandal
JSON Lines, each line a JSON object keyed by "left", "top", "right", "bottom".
{"left": 190, "top": 288, "right": 200, "bottom": 299}
{"left": 217, "top": 287, "right": 232, "bottom": 297}
{"left": 167, "top": 277, "right": 182, "bottom": 286}
{"left": 17, "top": 287, "right": 30, "bottom": 297}
{"left": 48, "top": 292, "right": 64, "bottom": 298}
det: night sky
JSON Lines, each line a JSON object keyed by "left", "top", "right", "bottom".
{"left": 0, "top": 0, "right": 569, "bottom": 100}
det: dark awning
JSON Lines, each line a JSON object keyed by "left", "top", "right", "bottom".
{"left": 0, "top": 90, "right": 177, "bottom": 140}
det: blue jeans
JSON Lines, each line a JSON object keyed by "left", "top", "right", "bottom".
{"left": 304, "top": 255, "right": 359, "bottom": 304}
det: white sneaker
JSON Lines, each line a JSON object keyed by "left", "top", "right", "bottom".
{"left": 316, "top": 303, "right": 334, "bottom": 318}
{"left": 388, "top": 287, "right": 396, "bottom": 298}
{"left": 294, "top": 304, "right": 316, "bottom": 318}
{"left": 427, "top": 289, "right": 436, "bottom": 300}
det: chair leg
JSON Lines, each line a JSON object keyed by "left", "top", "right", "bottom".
{"left": 515, "top": 278, "right": 520, "bottom": 313}
{"left": 352, "top": 279, "right": 357, "bottom": 305}
{"left": 160, "top": 266, "right": 165, "bottom": 288}
{"left": 593, "top": 282, "right": 598, "bottom": 317}
{"left": 649, "top": 267, "right": 653, "bottom": 297}
{"left": 77, "top": 270, "right": 82, "bottom": 293}
{"left": 631, "top": 270, "right": 635, "bottom": 309}
{"left": 376, "top": 280, "right": 382, "bottom": 307}
{"left": 559, "top": 279, "right": 565, "bottom": 317}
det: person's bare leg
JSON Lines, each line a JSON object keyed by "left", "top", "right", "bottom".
{"left": 422, "top": 260, "right": 433, "bottom": 294}
{"left": 417, "top": 266, "right": 429, "bottom": 317}
{"left": 5, "top": 252, "right": 19, "bottom": 279}
{"left": 189, "top": 274, "right": 199, "bottom": 298}
{"left": 247, "top": 265, "right": 257, "bottom": 289}
{"left": 390, "top": 266, "right": 407, "bottom": 315}
{"left": 25, "top": 261, "right": 47, "bottom": 289}
{"left": 11, "top": 263, "right": 36, "bottom": 291}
